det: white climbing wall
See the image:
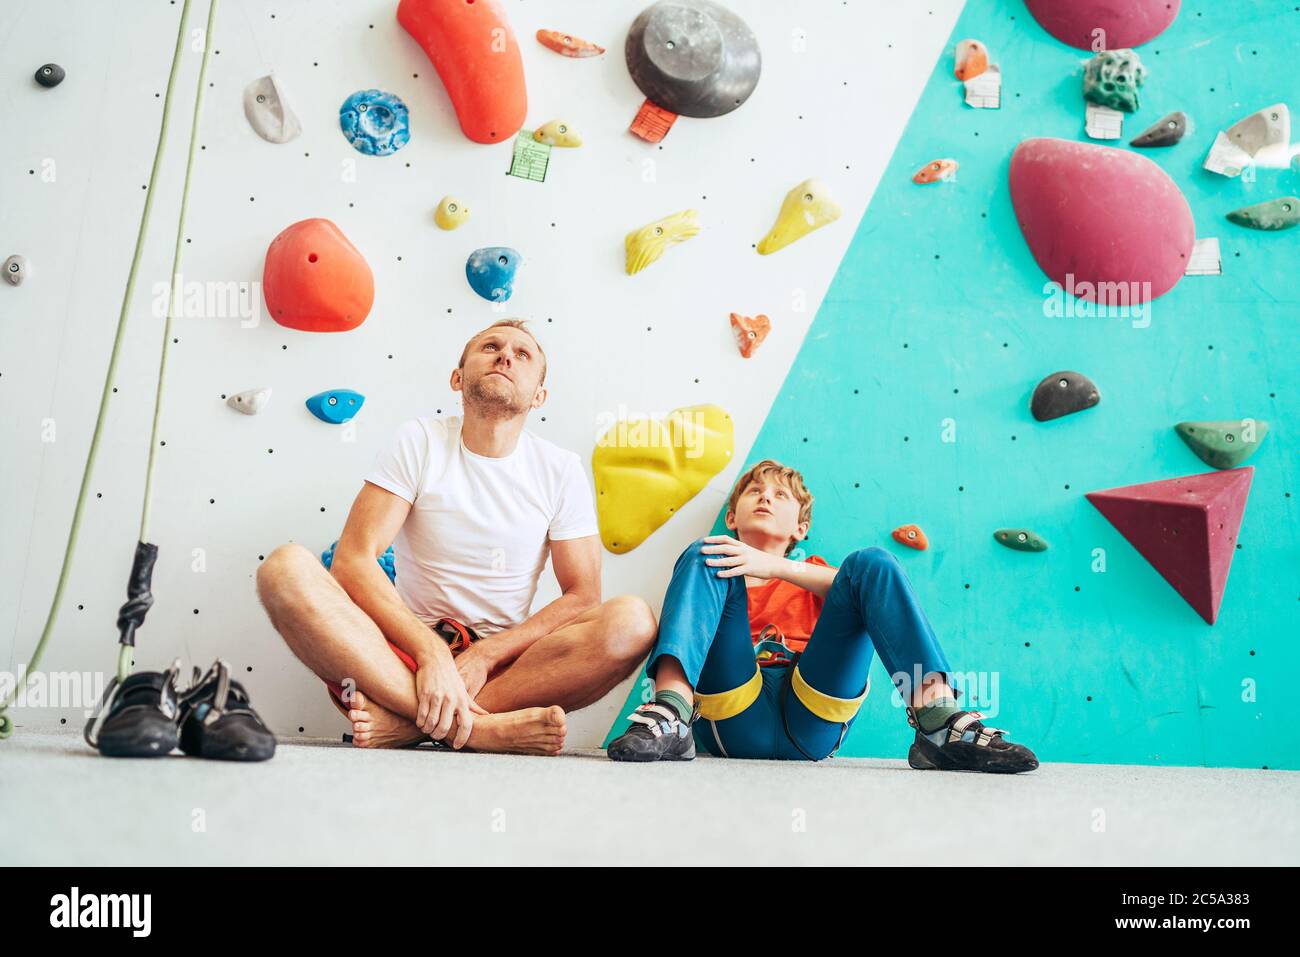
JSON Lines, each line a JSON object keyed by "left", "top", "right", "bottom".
{"left": 0, "top": 0, "right": 964, "bottom": 746}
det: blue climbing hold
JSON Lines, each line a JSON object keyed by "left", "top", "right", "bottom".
{"left": 321, "top": 540, "right": 396, "bottom": 584}
{"left": 339, "top": 89, "right": 410, "bottom": 156}
{"left": 465, "top": 246, "right": 521, "bottom": 302}
{"left": 305, "top": 389, "right": 366, "bottom": 424}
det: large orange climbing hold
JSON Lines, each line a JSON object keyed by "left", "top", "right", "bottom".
{"left": 263, "top": 218, "right": 374, "bottom": 333}
{"left": 892, "top": 524, "right": 930, "bottom": 550}
{"left": 397, "top": 0, "right": 527, "bottom": 144}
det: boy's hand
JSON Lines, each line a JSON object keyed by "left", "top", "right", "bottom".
{"left": 701, "top": 535, "right": 786, "bottom": 580}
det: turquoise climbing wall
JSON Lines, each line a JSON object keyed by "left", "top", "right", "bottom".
{"left": 608, "top": 0, "right": 1300, "bottom": 770}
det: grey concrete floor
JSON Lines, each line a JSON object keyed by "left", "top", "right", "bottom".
{"left": 3, "top": 729, "right": 1296, "bottom": 865}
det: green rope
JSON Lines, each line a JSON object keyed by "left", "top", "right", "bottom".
{"left": 0, "top": 0, "right": 215, "bottom": 737}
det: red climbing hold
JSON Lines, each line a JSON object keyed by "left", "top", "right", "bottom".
{"left": 1086, "top": 467, "right": 1253, "bottom": 625}
{"left": 1024, "top": 0, "right": 1181, "bottom": 51}
{"left": 263, "top": 218, "right": 374, "bottom": 333}
{"left": 892, "top": 524, "right": 930, "bottom": 551}
{"left": 1010, "top": 138, "right": 1194, "bottom": 305}
{"left": 730, "top": 312, "right": 770, "bottom": 358}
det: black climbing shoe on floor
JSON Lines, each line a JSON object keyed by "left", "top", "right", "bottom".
{"left": 84, "top": 662, "right": 184, "bottom": 758}
{"left": 607, "top": 702, "right": 695, "bottom": 762}
{"left": 906, "top": 709, "right": 1038, "bottom": 774}
{"left": 178, "top": 659, "right": 276, "bottom": 762}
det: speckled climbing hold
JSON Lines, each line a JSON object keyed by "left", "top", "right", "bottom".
{"left": 625, "top": 210, "right": 700, "bottom": 274}
{"left": 729, "top": 312, "right": 770, "bottom": 358}
{"left": 536, "top": 29, "right": 605, "bottom": 58}
{"left": 913, "top": 159, "right": 958, "bottom": 184}
{"left": 398, "top": 0, "right": 527, "bottom": 144}
{"left": 1024, "top": 0, "right": 1181, "bottom": 50}
{"left": 533, "top": 120, "right": 582, "bottom": 147}
{"left": 243, "top": 74, "right": 302, "bottom": 144}
{"left": 1130, "top": 111, "right": 1187, "bottom": 148}
{"left": 1031, "top": 370, "right": 1100, "bottom": 422}
{"left": 465, "top": 247, "right": 522, "bottom": 302}
{"left": 891, "top": 524, "right": 929, "bottom": 551}
{"left": 993, "top": 529, "right": 1048, "bottom": 552}
{"left": 339, "top": 90, "right": 409, "bottom": 156}
{"left": 322, "top": 539, "right": 396, "bottom": 584}
{"left": 756, "top": 179, "right": 841, "bottom": 255}
{"left": 34, "top": 63, "right": 65, "bottom": 88}
{"left": 1226, "top": 197, "right": 1300, "bottom": 231}
{"left": 1175, "top": 419, "right": 1270, "bottom": 469}
{"left": 263, "top": 218, "right": 374, "bottom": 333}
{"left": 226, "top": 387, "right": 272, "bottom": 415}
{"left": 953, "top": 39, "right": 988, "bottom": 81}
{"left": 4, "top": 254, "right": 30, "bottom": 286}
{"left": 434, "top": 195, "right": 470, "bottom": 230}
{"left": 306, "top": 389, "right": 365, "bottom": 425}
{"left": 1086, "top": 467, "right": 1253, "bottom": 625}
{"left": 1010, "top": 138, "right": 1194, "bottom": 304}
{"left": 592, "top": 404, "right": 734, "bottom": 553}
{"left": 1082, "top": 49, "right": 1145, "bottom": 114}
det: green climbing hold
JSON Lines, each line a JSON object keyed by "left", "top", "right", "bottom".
{"left": 993, "top": 529, "right": 1048, "bottom": 552}
{"left": 1082, "top": 49, "right": 1145, "bottom": 114}
{"left": 1175, "top": 419, "right": 1270, "bottom": 469}
{"left": 1225, "top": 196, "right": 1300, "bottom": 231}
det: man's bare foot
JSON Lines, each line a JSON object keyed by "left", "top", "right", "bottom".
{"left": 342, "top": 691, "right": 566, "bottom": 756}
{"left": 347, "top": 691, "right": 427, "bottom": 749}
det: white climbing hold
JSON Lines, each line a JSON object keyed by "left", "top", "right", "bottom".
{"left": 4, "top": 254, "right": 29, "bottom": 286}
{"left": 227, "top": 387, "right": 272, "bottom": 415}
{"left": 242, "top": 74, "right": 302, "bottom": 144}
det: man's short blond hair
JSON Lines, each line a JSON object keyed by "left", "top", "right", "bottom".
{"left": 458, "top": 319, "right": 547, "bottom": 385}
{"left": 727, "top": 459, "right": 814, "bottom": 553}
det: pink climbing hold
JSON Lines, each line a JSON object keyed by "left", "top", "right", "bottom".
{"left": 1009, "top": 137, "right": 1194, "bottom": 305}
{"left": 1024, "top": 0, "right": 1181, "bottom": 51}
{"left": 1086, "top": 467, "right": 1253, "bottom": 626}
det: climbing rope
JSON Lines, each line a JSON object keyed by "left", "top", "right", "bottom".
{"left": 0, "top": 0, "right": 218, "bottom": 739}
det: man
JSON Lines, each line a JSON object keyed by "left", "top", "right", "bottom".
{"left": 257, "top": 319, "right": 657, "bottom": 754}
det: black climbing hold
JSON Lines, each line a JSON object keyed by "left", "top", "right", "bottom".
{"left": 35, "top": 63, "right": 65, "bottom": 88}
{"left": 1030, "top": 370, "right": 1100, "bottom": 422}
{"left": 1129, "top": 110, "right": 1187, "bottom": 148}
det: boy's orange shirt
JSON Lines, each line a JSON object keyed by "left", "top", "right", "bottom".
{"left": 745, "top": 555, "right": 830, "bottom": 654}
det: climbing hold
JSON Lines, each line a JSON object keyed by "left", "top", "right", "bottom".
{"left": 434, "top": 195, "right": 470, "bottom": 230}
{"left": 1086, "top": 467, "right": 1253, "bottom": 625}
{"left": 1010, "top": 138, "right": 1194, "bottom": 304}
{"left": 533, "top": 120, "right": 582, "bottom": 148}
{"left": 305, "top": 389, "right": 366, "bottom": 425}
{"left": 953, "top": 39, "right": 988, "bottom": 81}
{"left": 1024, "top": 0, "right": 1181, "bottom": 50}
{"left": 756, "top": 178, "right": 841, "bottom": 255}
{"left": 4, "top": 254, "right": 30, "bottom": 286}
{"left": 1030, "top": 370, "right": 1100, "bottom": 422}
{"left": 1130, "top": 111, "right": 1187, "bottom": 148}
{"left": 993, "top": 529, "right": 1048, "bottom": 552}
{"left": 1175, "top": 420, "right": 1270, "bottom": 470}
{"left": 322, "top": 539, "right": 396, "bottom": 584}
{"left": 536, "top": 29, "right": 605, "bottom": 58}
{"left": 226, "top": 387, "right": 272, "bottom": 415}
{"left": 1225, "top": 196, "right": 1300, "bottom": 231}
{"left": 592, "top": 404, "right": 734, "bottom": 553}
{"left": 339, "top": 90, "right": 409, "bottom": 156}
{"left": 263, "top": 218, "right": 374, "bottom": 333}
{"left": 625, "top": 210, "right": 700, "bottom": 274}
{"left": 34, "top": 63, "right": 65, "bottom": 88}
{"left": 1082, "top": 49, "right": 1145, "bottom": 114}
{"left": 465, "top": 247, "right": 522, "bottom": 302}
{"left": 912, "top": 159, "right": 958, "bottom": 184}
{"left": 891, "top": 525, "right": 929, "bottom": 551}
{"left": 398, "top": 0, "right": 527, "bottom": 144}
{"left": 729, "top": 312, "right": 770, "bottom": 358}
{"left": 1204, "top": 104, "right": 1291, "bottom": 177}
{"left": 242, "top": 74, "right": 302, "bottom": 144}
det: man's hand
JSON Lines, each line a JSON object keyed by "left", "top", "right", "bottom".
{"left": 454, "top": 644, "right": 494, "bottom": 701}
{"left": 702, "top": 535, "right": 787, "bottom": 580}
{"left": 413, "top": 653, "right": 477, "bottom": 749}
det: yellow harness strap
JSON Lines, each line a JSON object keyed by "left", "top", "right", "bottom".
{"left": 791, "top": 666, "right": 869, "bottom": 723}
{"left": 695, "top": 666, "right": 762, "bottom": 721}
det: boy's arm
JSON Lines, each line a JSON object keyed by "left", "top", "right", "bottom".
{"left": 702, "top": 534, "right": 839, "bottom": 598}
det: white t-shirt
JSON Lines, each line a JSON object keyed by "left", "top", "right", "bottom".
{"left": 364, "top": 415, "right": 599, "bottom": 636}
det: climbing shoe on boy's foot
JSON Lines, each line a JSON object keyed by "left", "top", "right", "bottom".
{"left": 84, "top": 662, "right": 184, "bottom": 758}
{"left": 607, "top": 701, "right": 696, "bottom": 762}
{"left": 905, "top": 706, "right": 1038, "bottom": 774}
{"left": 178, "top": 659, "right": 276, "bottom": 762}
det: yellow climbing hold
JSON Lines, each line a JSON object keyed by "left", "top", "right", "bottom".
{"left": 533, "top": 119, "right": 582, "bottom": 147}
{"left": 625, "top": 209, "right": 701, "bottom": 274}
{"left": 756, "top": 178, "right": 841, "bottom": 255}
{"left": 592, "top": 404, "right": 734, "bottom": 553}
{"left": 435, "top": 195, "right": 470, "bottom": 230}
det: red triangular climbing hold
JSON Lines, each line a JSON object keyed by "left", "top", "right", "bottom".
{"left": 1085, "top": 467, "right": 1253, "bottom": 625}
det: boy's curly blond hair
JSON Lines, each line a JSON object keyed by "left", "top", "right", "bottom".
{"left": 726, "top": 459, "right": 813, "bottom": 554}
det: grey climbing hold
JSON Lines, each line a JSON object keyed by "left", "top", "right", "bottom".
{"left": 1030, "top": 370, "right": 1100, "bottom": 422}
{"left": 993, "top": 529, "right": 1048, "bottom": 552}
{"left": 226, "top": 387, "right": 272, "bottom": 415}
{"left": 1225, "top": 196, "right": 1300, "bottom": 231}
{"left": 35, "top": 63, "right": 65, "bottom": 88}
{"left": 1130, "top": 110, "right": 1187, "bottom": 148}
{"left": 243, "top": 74, "right": 302, "bottom": 144}
{"left": 4, "top": 254, "right": 30, "bottom": 286}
